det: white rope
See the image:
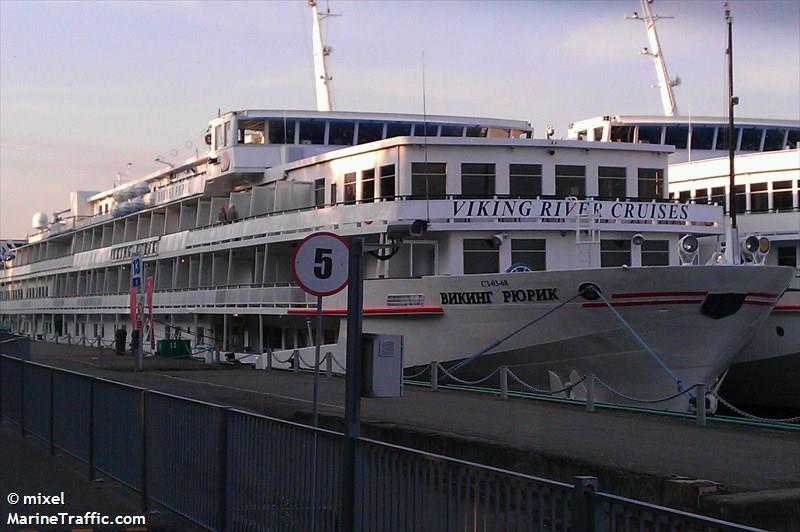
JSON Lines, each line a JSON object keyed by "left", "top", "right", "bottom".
{"left": 594, "top": 377, "right": 698, "bottom": 404}
{"left": 403, "top": 365, "right": 430, "bottom": 379}
{"left": 506, "top": 368, "right": 586, "bottom": 395}
{"left": 438, "top": 365, "right": 499, "bottom": 385}
{"left": 714, "top": 393, "right": 800, "bottom": 424}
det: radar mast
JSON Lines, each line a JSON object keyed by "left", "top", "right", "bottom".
{"left": 309, "top": 0, "right": 337, "bottom": 112}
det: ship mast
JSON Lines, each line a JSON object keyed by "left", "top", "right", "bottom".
{"left": 309, "top": 0, "right": 335, "bottom": 112}
{"left": 628, "top": 0, "right": 680, "bottom": 116}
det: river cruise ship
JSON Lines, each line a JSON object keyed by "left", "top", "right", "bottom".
{"left": 0, "top": 109, "right": 794, "bottom": 412}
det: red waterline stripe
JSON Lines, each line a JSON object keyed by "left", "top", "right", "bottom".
{"left": 774, "top": 305, "right": 800, "bottom": 312}
{"left": 747, "top": 292, "right": 780, "bottom": 299}
{"left": 287, "top": 306, "right": 444, "bottom": 316}
{"left": 611, "top": 291, "right": 707, "bottom": 299}
{"left": 583, "top": 299, "right": 704, "bottom": 308}
{"left": 743, "top": 300, "right": 775, "bottom": 306}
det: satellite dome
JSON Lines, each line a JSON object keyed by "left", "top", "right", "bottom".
{"left": 32, "top": 212, "right": 49, "bottom": 230}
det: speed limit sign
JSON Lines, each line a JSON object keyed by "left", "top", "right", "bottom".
{"left": 291, "top": 232, "right": 350, "bottom": 296}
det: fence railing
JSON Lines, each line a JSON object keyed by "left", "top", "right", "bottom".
{"left": 0, "top": 353, "right": 764, "bottom": 532}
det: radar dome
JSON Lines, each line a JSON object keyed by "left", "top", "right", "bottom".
{"left": 32, "top": 212, "right": 49, "bottom": 230}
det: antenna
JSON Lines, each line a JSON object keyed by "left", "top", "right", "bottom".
{"left": 421, "top": 50, "right": 430, "bottom": 222}
{"left": 308, "top": 0, "right": 340, "bottom": 112}
{"left": 627, "top": 0, "right": 680, "bottom": 116}
{"left": 725, "top": 0, "right": 740, "bottom": 264}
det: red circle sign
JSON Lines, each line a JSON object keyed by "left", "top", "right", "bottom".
{"left": 291, "top": 232, "right": 350, "bottom": 296}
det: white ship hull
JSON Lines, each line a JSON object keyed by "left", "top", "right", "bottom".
{"left": 341, "top": 265, "right": 794, "bottom": 412}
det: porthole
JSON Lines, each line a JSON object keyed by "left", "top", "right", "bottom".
{"left": 776, "top": 326, "right": 785, "bottom": 337}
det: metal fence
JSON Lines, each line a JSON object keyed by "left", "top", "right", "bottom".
{"left": 0, "top": 353, "right": 763, "bottom": 532}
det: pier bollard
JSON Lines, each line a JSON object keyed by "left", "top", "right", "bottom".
{"left": 573, "top": 476, "right": 601, "bottom": 532}
{"left": 696, "top": 383, "right": 707, "bottom": 427}
{"left": 430, "top": 361, "right": 439, "bottom": 391}
{"left": 586, "top": 374, "right": 596, "bottom": 413}
{"left": 325, "top": 352, "right": 333, "bottom": 377}
{"left": 292, "top": 350, "right": 300, "bottom": 372}
{"left": 266, "top": 349, "right": 272, "bottom": 371}
{"left": 500, "top": 366, "right": 508, "bottom": 400}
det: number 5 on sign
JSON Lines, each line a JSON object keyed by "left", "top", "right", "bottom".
{"left": 292, "top": 232, "right": 349, "bottom": 296}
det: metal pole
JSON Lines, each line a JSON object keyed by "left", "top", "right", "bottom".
{"left": 140, "top": 390, "right": 148, "bottom": 513}
{"left": 499, "top": 366, "right": 508, "bottom": 400}
{"left": 341, "top": 237, "right": 363, "bottom": 532}
{"left": 312, "top": 295, "right": 323, "bottom": 428}
{"left": 88, "top": 378, "right": 95, "bottom": 481}
{"left": 586, "top": 373, "right": 596, "bottom": 413}
{"left": 696, "top": 383, "right": 707, "bottom": 427}
{"left": 726, "top": 4, "right": 739, "bottom": 264}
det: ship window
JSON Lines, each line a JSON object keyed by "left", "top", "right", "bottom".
{"left": 214, "top": 124, "right": 222, "bottom": 149}
{"left": 268, "top": 119, "right": 295, "bottom": 144}
{"left": 641, "top": 240, "right": 669, "bottom": 266}
{"left": 361, "top": 169, "right": 375, "bottom": 203}
{"left": 575, "top": 130, "right": 587, "bottom": 141}
{"left": 690, "top": 126, "right": 715, "bottom": 150}
{"left": 511, "top": 129, "right": 532, "bottom": 139}
{"left": 314, "top": 178, "right": 325, "bottom": 207}
{"left": 386, "top": 122, "right": 412, "bottom": 137}
{"left": 693, "top": 189, "right": 708, "bottom": 204}
{"left": 463, "top": 239, "right": 499, "bottom": 274}
{"left": 637, "top": 125, "right": 662, "bottom": 144}
{"left": 411, "top": 162, "right": 447, "bottom": 198}
{"left": 678, "top": 190, "right": 691, "bottom": 203}
{"left": 224, "top": 121, "right": 232, "bottom": 147}
{"left": 600, "top": 240, "right": 631, "bottom": 268}
{"left": 715, "top": 127, "right": 740, "bottom": 151}
{"left": 740, "top": 128, "right": 763, "bottom": 151}
{"left": 750, "top": 182, "right": 768, "bottom": 213}
{"left": 330, "top": 183, "right": 337, "bottom": 205}
{"left": 610, "top": 126, "right": 634, "bottom": 143}
{"left": 763, "top": 128, "right": 787, "bottom": 151}
{"left": 357, "top": 122, "right": 384, "bottom": 144}
{"left": 465, "top": 126, "right": 487, "bottom": 137}
{"left": 379, "top": 164, "right": 395, "bottom": 200}
{"left": 460, "top": 163, "right": 495, "bottom": 198}
{"left": 555, "top": 165, "right": 586, "bottom": 197}
{"left": 511, "top": 239, "right": 546, "bottom": 271}
{"left": 788, "top": 129, "right": 800, "bottom": 149}
{"left": 593, "top": 127, "right": 604, "bottom": 141}
{"left": 487, "top": 127, "right": 510, "bottom": 138}
{"left": 413, "top": 123, "right": 439, "bottom": 136}
{"left": 298, "top": 120, "right": 325, "bottom": 145}
{"left": 440, "top": 125, "right": 464, "bottom": 137}
{"left": 664, "top": 125, "right": 688, "bottom": 149}
{"left": 509, "top": 164, "right": 542, "bottom": 197}
{"left": 734, "top": 184, "right": 747, "bottom": 214}
{"left": 238, "top": 120, "right": 265, "bottom": 144}
{"left": 637, "top": 168, "right": 663, "bottom": 199}
{"left": 777, "top": 246, "right": 797, "bottom": 267}
{"left": 329, "top": 121, "right": 355, "bottom": 145}
{"left": 598, "top": 166, "right": 626, "bottom": 199}
{"left": 710, "top": 186, "right": 726, "bottom": 210}
{"left": 411, "top": 242, "right": 436, "bottom": 277}
{"left": 773, "top": 180, "right": 793, "bottom": 211}
{"left": 343, "top": 172, "right": 356, "bottom": 204}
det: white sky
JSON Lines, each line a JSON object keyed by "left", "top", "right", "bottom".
{"left": 1, "top": 0, "right": 798, "bottom": 238}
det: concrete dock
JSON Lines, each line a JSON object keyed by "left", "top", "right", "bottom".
{"left": 9, "top": 342, "right": 800, "bottom": 530}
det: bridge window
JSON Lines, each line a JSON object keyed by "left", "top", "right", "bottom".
{"left": 487, "top": 127, "right": 510, "bottom": 138}
{"left": 601, "top": 240, "right": 631, "bottom": 268}
{"left": 763, "top": 128, "right": 787, "bottom": 151}
{"left": 214, "top": 124, "right": 222, "bottom": 150}
{"left": 411, "top": 162, "right": 447, "bottom": 198}
{"left": 740, "top": 128, "right": 763, "bottom": 151}
{"left": 509, "top": 164, "right": 542, "bottom": 197}
{"left": 678, "top": 190, "right": 691, "bottom": 203}
{"left": 733, "top": 184, "right": 747, "bottom": 214}
{"left": 357, "top": 122, "right": 384, "bottom": 144}
{"left": 641, "top": 240, "right": 669, "bottom": 266}
{"left": 379, "top": 164, "right": 395, "bottom": 200}
{"left": 664, "top": 125, "right": 689, "bottom": 149}
{"left": 750, "top": 183, "right": 768, "bottom": 212}
{"left": 777, "top": 246, "right": 797, "bottom": 268}
{"left": 440, "top": 125, "right": 464, "bottom": 137}
{"left": 610, "top": 126, "right": 634, "bottom": 143}
{"left": 466, "top": 126, "right": 487, "bottom": 137}
{"left": 694, "top": 189, "right": 708, "bottom": 204}
{"left": 555, "top": 165, "right": 586, "bottom": 197}
{"left": 298, "top": 120, "right": 325, "bottom": 145}
{"left": 789, "top": 129, "right": 800, "bottom": 149}
{"left": 715, "top": 127, "right": 740, "bottom": 151}
{"left": 593, "top": 127, "right": 604, "bottom": 141}
{"left": 343, "top": 173, "right": 356, "bottom": 204}
{"left": 361, "top": 169, "right": 375, "bottom": 203}
{"left": 330, "top": 183, "right": 337, "bottom": 205}
{"left": 463, "top": 239, "right": 499, "bottom": 274}
{"left": 314, "top": 178, "right": 325, "bottom": 207}
{"left": 598, "top": 166, "right": 627, "bottom": 199}
{"left": 690, "top": 126, "right": 715, "bottom": 150}
{"left": 511, "top": 239, "right": 546, "bottom": 271}
{"left": 386, "top": 122, "right": 412, "bottom": 137}
{"left": 413, "top": 123, "right": 439, "bottom": 136}
{"left": 238, "top": 120, "right": 265, "bottom": 144}
{"left": 637, "top": 125, "right": 662, "bottom": 144}
{"left": 773, "top": 180, "right": 793, "bottom": 211}
{"left": 637, "top": 168, "right": 663, "bottom": 199}
{"left": 711, "top": 186, "right": 726, "bottom": 209}
{"left": 460, "top": 163, "right": 495, "bottom": 198}
{"left": 268, "top": 119, "right": 295, "bottom": 144}
{"left": 329, "top": 121, "right": 355, "bottom": 145}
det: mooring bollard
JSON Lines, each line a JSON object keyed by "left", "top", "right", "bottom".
{"left": 430, "top": 361, "right": 439, "bottom": 391}
{"left": 325, "top": 352, "right": 333, "bottom": 377}
{"left": 292, "top": 349, "right": 300, "bottom": 372}
{"left": 266, "top": 349, "right": 272, "bottom": 370}
{"left": 586, "top": 373, "right": 596, "bottom": 413}
{"left": 500, "top": 366, "right": 509, "bottom": 400}
{"left": 696, "top": 383, "right": 707, "bottom": 427}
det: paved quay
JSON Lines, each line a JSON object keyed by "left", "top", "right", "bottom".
{"left": 15, "top": 342, "right": 800, "bottom": 530}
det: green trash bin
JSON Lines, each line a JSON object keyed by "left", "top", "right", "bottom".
{"left": 157, "top": 339, "right": 191, "bottom": 357}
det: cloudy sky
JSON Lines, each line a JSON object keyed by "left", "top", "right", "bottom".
{"left": 1, "top": 0, "right": 798, "bottom": 238}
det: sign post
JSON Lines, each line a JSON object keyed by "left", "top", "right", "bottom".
{"left": 130, "top": 251, "right": 144, "bottom": 371}
{"left": 291, "top": 231, "right": 350, "bottom": 532}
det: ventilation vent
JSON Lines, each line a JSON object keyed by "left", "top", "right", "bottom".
{"left": 386, "top": 294, "right": 425, "bottom": 307}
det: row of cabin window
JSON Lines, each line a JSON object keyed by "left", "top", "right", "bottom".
{"left": 315, "top": 163, "right": 664, "bottom": 205}
{"left": 673, "top": 179, "right": 799, "bottom": 213}
{"left": 602, "top": 125, "right": 800, "bottom": 151}
{"left": 462, "top": 238, "right": 670, "bottom": 274}
{"left": 223, "top": 119, "right": 530, "bottom": 149}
